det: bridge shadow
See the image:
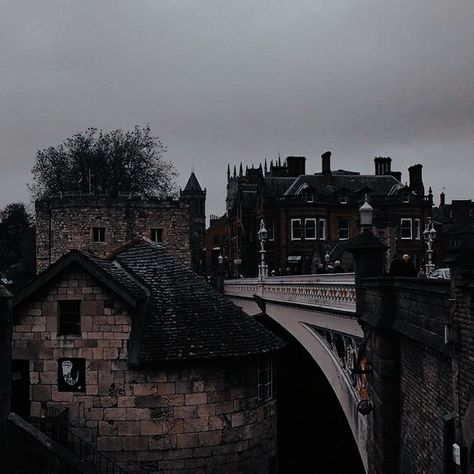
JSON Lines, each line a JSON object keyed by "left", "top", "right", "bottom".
{"left": 258, "top": 314, "right": 365, "bottom": 474}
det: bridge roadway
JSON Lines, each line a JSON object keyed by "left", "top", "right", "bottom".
{"left": 224, "top": 273, "right": 369, "bottom": 472}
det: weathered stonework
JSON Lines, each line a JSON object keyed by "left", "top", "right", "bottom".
{"left": 13, "top": 268, "right": 277, "bottom": 473}
{"left": 36, "top": 196, "right": 192, "bottom": 273}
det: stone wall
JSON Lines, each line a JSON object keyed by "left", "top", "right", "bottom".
{"left": 362, "top": 276, "right": 468, "bottom": 473}
{"left": 36, "top": 196, "right": 192, "bottom": 273}
{"left": 13, "top": 267, "right": 277, "bottom": 473}
{"left": 0, "top": 286, "right": 13, "bottom": 466}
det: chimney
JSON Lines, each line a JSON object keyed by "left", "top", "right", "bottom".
{"left": 322, "top": 150, "right": 331, "bottom": 173}
{"left": 408, "top": 164, "right": 425, "bottom": 196}
{"left": 286, "top": 156, "right": 306, "bottom": 177}
{"left": 389, "top": 171, "right": 402, "bottom": 182}
{"left": 374, "top": 157, "right": 392, "bottom": 175}
{"left": 440, "top": 192, "right": 446, "bottom": 207}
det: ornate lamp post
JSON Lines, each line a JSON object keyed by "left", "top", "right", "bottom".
{"left": 359, "top": 195, "right": 374, "bottom": 231}
{"left": 257, "top": 220, "right": 268, "bottom": 281}
{"left": 423, "top": 218, "right": 437, "bottom": 276}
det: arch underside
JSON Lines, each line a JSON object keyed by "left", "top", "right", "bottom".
{"left": 229, "top": 296, "right": 369, "bottom": 473}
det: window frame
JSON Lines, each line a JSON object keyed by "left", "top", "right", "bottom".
{"left": 150, "top": 228, "right": 163, "bottom": 243}
{"left": 400, "top": 218, "right": 413, "bottom": 240}
{"left": 304, "top": 218, "right": 317, "bottom": 240}
{"left": 258, "top": 355, "right": 274, "bottom": 401}
{"left": 291, "top": 219, "right": 302, "bottom": 241}
{"left": 318, "top": 219, "right": 327, "bottom": 241}
{"left": 267, "top": 219, "right": 275, "bottom": 241}
{"left": 58, "top": 300, "right": 81, "bottom": 337}
{"left": 338, "top": 218, "right": 350, "bottom": 240}
{"left": 92, "top": 226, "right": 106, "bottom": 243}
{"left": 414, "top": 219, "right": 421, "bottom": 240}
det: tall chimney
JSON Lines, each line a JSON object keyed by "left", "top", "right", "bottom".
{"left": 440, "top": 192, "right": 446, "bottom": 207}
{"left": 374, "top": 157, "right": 392, "bottom": 175}
{"left": 322, "top": 151, "right": 331, "bottom": 174}
{"left": 286, "top": 156, "right": 306, "bottom": 177}
{"left": 408, "top": 164, "right": 424, "bottom": 196}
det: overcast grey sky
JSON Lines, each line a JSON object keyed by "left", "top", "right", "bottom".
{"left": 1, "top": 0, "right": 473, "bottom": 218}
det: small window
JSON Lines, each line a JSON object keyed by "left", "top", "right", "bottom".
{"left": 339, "top": 195, "right": 348, "bottom": 204}
{"left": 414, "top": 219, "right": 421, "bottom": 240}
{"left": 400, "top": 218, "right": 412, "bottom": 240}
{"left": 306, "top": 194, "right": 314, "bottom": 203}
{"left": 402, "top": 194, "right": 410, "bottom": 203}
{"left": 58, "top": 301, "right": 81, "bottom": 336}
{"left": 305, "top": 219, "right": 316, "bottom": 240}
{"left": 92, "top": 227, "right": 106, "bottom": 243}
{"left": 258, "top": 356, "right": 273, "bottom": 401}
{"left": 267, "top": 220, "right": 275, "bottom": 241}
{"left": 318, "top": 219, "right": 326, "bottom": 240}
{"left": 150, "top": 228, "right": 163, "bottom": 243}
{"left": 338, "top": 219, "right": 350, "bottom": 240}
{"left": 291, "top": 219, "right": 302, "bottom": 240}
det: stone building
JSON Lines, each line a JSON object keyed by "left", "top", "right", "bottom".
{"left": 225, "top": 153, "right": 432, "bottom": 276}
{"left": 12, "top": 239, "right": 282, "bottom": 473}
{"left": 204, "top": 214, "right": 229, "bottom": 277}
{"left": 36, "top": 172, "right": 206, "bottom": 274}
{"left": 348, "top": 229, "right": 474, "bottom": 473}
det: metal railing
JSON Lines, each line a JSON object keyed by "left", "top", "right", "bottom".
{"left": 67, "top": 430, "right": 127, "bottom": 474}
{"left": 47, "top": 407, "right": 127, "bottom": 474}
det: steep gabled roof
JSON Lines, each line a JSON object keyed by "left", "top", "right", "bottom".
{"left": 114, "top": 241, "right": 283, "bottom": 363}
{"left": 14, "top": 250, "right": 144, "bottom": 308}
{"left": 14, "top": 240, "right": 283, "bottom": 365}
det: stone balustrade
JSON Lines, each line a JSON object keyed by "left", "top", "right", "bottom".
{"left": 224, "top": 273, "right": 356, "bottom": 313}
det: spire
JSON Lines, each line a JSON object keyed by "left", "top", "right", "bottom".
{"left": 233, "top": 165, "right": 237, "bottom": 178}
{"left": 264, "top": 159, "right": 268, "bottom": 174}
{"left": 227, "top": 164, "right": 230, "bottom": 181}
{"left": 278, "top": 153, "right": 281, "bottom": 166}
{"left": 183, "top": 172, "right": 203, "bottom": 192}
{"left": 239, "top": 163, "right": 243, "bottom": 177}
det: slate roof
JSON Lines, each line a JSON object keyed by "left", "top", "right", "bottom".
{"left": 284, "top": 173, "right": 401, "bottom": 197}
{"left": 263, "top": 177, "right": 295, "bottom": 198}
{"left": 183, "top": 172, "right": 203, "bottom": 192}
{"left": 16, "top": 240, "right": 283, "bottom": 365}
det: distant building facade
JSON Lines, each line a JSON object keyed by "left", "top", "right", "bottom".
{"left": 204, "top": 214, "right": 229, "bottom": 277}
{"left": 36, "top": 173, "right": 206, "bottom": 274}
{"left": 12, "top": 240, "right": 282, "bottom": 473}
{"left": 225, "top": 153, "right": 433, "bottom": 276}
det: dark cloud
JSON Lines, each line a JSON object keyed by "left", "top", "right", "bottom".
{"left": 1, "top": 0, "right": 473, "bottom": 216}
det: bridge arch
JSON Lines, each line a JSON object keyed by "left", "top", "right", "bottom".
{"left": 227, "top": 291, "right": 369, "bottom": 472}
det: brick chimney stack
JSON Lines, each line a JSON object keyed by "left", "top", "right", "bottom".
{"left": 374, "top": 157, "right": 392, "bottom": 175}
{"left": 321, "top": 151, "right": 331, "bottom": 184}
{"left": 408, "top": 164, "right": 425, "bottom": 196}
{"left": 286, "top": 156, "right": 306, "bottom": 177}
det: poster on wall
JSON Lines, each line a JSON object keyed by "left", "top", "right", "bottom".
{"left": 58, "top": 358, "right": 86, "bottom": 392}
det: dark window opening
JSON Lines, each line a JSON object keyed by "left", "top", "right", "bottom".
{"left": 258, "top": 355, "right": 273, "bottom": 401}
{"left": 151, "top": 228, "right": 163, "bottom": 243}
{"left": 92, "top": 227, "right": 106, "bottom": 243}
{"left": 58, "top": 301, "right": 81, "bottom": 336}
{"left": 338, "top": 219, "right": 350, "bottom": 240}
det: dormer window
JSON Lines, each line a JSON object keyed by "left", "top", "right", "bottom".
{"left": 339, "top": 195, "right": 348, "bottom": 204}
{"left": 402, "top": 194, "right": 410, "bottom": 203}
{"left": 306, "top": 194, "right": 314, "bottom": 203}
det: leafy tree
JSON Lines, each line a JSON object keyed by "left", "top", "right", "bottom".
{"left": 0, "top": 203, "right": 36, "bottom": 286}
{"left": 29, "top": 125, "right": 177, "bottom": 199}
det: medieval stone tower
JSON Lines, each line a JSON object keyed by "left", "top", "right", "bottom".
{"left": 35, "top": 172, "right": 206, "bottom": 274}
{"left": 179, "top": 172, "right": 206, "bottom": 273}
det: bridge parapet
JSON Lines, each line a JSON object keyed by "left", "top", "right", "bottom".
{"left": 224, "top": 273, "right": 356, "bottom": 313}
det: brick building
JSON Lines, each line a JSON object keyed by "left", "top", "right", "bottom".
{"left": 36, "top": 172, "right": 206, "bottom": 274}
{"left": 12, "top": 239, "right": 283, "bottom": 473}
{"left": 225, "top": 153, "right": 432, "bottom": 277}
{"left": 204, "top": 214, "right": 229, "bottom": 277}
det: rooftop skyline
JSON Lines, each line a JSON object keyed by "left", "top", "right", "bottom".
{"left": 1, "top": 0, "right": 473, "bottom": 217}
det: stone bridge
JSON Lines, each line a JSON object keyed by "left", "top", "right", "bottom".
{"left": 224, "top": 273, "right": 370, "bottom": 472}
